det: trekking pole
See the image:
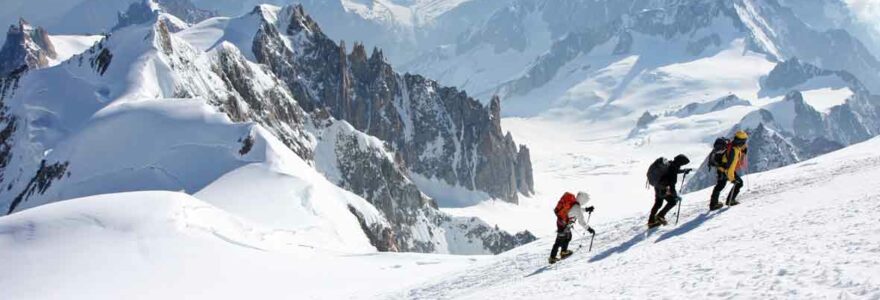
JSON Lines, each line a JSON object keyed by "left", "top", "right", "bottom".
{"left": 588, "top": 232, "right": 595, "bottom": 252}
{"left": 675, "top": 171, "right": 689, "bottom": 225}
{"left": 586, "top": 210, "right": 595, "bottom": 251}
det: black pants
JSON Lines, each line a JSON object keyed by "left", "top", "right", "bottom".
{"left": 649, "top": 186, "right": 678, "bottom": 222}
{"left": 711, "top": 170, "right": 743, "bottom": 205}
{"left": 550, "top": 227, "right": 572, "bottom": 258}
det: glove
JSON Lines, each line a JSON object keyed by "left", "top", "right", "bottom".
{"left": 584, "top": 206, "right": 595, "bottom": 213}
{"left": 587, "top": 227, "right": 595, "bottom": 235}
{"left": 682, "top": 168, "right": 693, "bottom": 174}
{"left": 732, "top": 178, "right": 744, "bottom": 186}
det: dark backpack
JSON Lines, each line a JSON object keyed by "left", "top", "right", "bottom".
{"left": 646, "top": 157, "right": 670, "bottom": 187}
{"left": 707, "top": 137, "right": 731, "bottom": 168}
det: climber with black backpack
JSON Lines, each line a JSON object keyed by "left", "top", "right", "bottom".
{"left": 646, "top": 154, "right": 692, "bottom": 228}
{"left": 549, "top": 191, "right": 595, "bottom": 264}
{"left": 707, "top": 130, "right": 749, "bottom": 210}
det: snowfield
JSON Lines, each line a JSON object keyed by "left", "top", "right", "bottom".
{"left": 392, "top": 136, "right": 880, "bottom": 299}
{"left": 0, "top": 191, "right": 486, "bottom": 300}
{"left": 3, "top": 135, "right": 879, "bottom": 299}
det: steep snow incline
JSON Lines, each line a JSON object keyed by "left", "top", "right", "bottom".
{"left": 397, "top": 136, "right": 880, "bottom": 299}
{"left": 0, "top": 191, "right": 485, "bottom": 299}
{"left": 46, "top": 35, "right": 103, "bottom": 66}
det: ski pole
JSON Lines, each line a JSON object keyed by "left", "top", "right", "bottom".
{"left": 676, "top": 171, "right": 688, "bottom": 225}
{"left": 586, "top": 210, "right": 594, "bottom": 251}
{"left": 588, "top": 233, "right": 595, "bottom": 252}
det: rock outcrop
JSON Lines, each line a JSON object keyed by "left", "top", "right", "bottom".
{"left": 0, "top": 19, "right": 56, "bottom": 77}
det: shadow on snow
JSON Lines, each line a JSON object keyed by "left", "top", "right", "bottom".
{"left": 654, "top": 208, "right": 728, "bottom": 243}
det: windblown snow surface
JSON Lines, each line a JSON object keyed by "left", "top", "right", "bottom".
{"left": 391, "top": 136, "right": 880, "bottom": 299}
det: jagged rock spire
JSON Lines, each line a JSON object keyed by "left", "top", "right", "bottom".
{"left": 0, "top": 18, "right": 56, "bottom": 77}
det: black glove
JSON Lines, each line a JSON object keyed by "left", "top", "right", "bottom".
{"left": 682, "top": 168, "right": 693, "bottom": 175}
{"left": 584, "top": 206, "right": 595, "bottom": 213}
{"left": 587, "top": 227, "right": 595, "bottom": 235}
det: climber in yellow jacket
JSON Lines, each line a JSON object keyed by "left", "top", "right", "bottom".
{"left": 709, "top": 130, "right": 749, "bottom": 211}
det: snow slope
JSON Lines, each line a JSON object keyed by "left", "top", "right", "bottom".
{"left": 46, "top": 34, "right": 103, "bottom": 65}
{"left": 395, "top": 136, "right": 880, "bottom": 299}
{"left": 0, "top": 191, "right": 485, "bottom": 299}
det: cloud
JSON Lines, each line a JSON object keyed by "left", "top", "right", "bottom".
{"left": 845, "top": 0, "right": 880, "bottom": 26}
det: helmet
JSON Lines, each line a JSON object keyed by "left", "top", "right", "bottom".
{"left": 733, "top": 130, "right": 749, "bottom": 147}
{"left": 735, "top": 130, "right": 749, "bottom": 140}
{"left": 576, "top": 191, "right": 590, "bottom": 205}
{"left": 673, "top": 154, "right": 690, "bottom": 165}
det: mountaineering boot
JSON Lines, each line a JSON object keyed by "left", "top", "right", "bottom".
{"left": 709, "top": 202, "right": 724, "bottom": 211}
{"left": 549, "top": 256, "right": 559, "bottom": 264}
{"left": 647, "top": 220, "right": 662, "bottom": 228}
{"left": 657, "top": 216, "right": 668, "bottom": 226}
{"left": 726, "top": 200, "right": 740, "bottom": 206}
{"left": 560, "top": 250, "right": 573, "bottom": 259}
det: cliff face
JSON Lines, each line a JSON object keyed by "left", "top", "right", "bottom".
{"left": 248, "top": 5, "right": 533, "bottom": 204}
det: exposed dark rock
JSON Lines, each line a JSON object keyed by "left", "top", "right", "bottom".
{"left": 238, "top": 134, "right": 254, "bottom": 156}
{"left": 7, "top": 160, "right": 69, "bottom": 214}
{"left": 628, "top": 111, "right": 658, "bottom": 138}
{"left": 90, "top": 48, "right": 113, "bottom": 76}
{"left": 210, "top": 42, "right": 312, "bottom": 158}
{"left": 0, "top": 19, "right": 56, "bottom": 77}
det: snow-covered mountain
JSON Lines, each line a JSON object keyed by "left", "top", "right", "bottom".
{"left": 405, "top": 0, "right": 880, "bottom": 111}
{"left": 177, "top": 4, "right": 533, "bottom": 205}
{"left": 0, "top": 2, "right": 535, "bottom": 254}
{"left": 0, "top": 0, "right": 215, "bottom": 43}
{"left": 189, "top": 0, "right": 509, "bottom": 64}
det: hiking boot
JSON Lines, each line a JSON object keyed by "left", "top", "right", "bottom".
{"left": 709, "top": 202, "right": 724, "bottom": 211}
{"left": 647, "top": 220, "right": 662, "bottom": 228}
{"left": 657, "top": 216, "right": 668, "bottom": 226}
{"left": 560, "top": 250, "right": 573, "bottom": 259}
{"left": 549, "top": 257, "right": 559, "bottom": 264}
{"left": 727, "top": 200, "right": 741, "bottom": 206}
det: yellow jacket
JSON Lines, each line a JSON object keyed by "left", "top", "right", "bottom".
{"left": 718, "top": 145, "right": 747, "bottom": 182}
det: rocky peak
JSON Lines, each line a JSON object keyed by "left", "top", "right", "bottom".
{"left": 0, "top": 19, "right": 56, "bottom": 77}
{"left": 350, "top": 42, "right": 368, "bottom": 64}
{"left": 490, "top": 95, "right": 502, "bottom": 129}
{"left": 369, "top": 47, "right": 385, "bottom": 64}
{"left": 113, "top": 1, "right": 161, "bottom": 31}
{"left": 761, "top": 58, "right": 829, "bottom": 92}
{"left": 155, "top": 0, "right": 217, "bottom": 24}
{"left": 286, "top": 4, "right": 322, "bottom": 36}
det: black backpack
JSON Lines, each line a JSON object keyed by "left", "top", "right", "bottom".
{"left": 707, "top": 137, "right": 731, "bottom": 168}
{"left": 646, "top": 157, "right": 670, "bottom": 187}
